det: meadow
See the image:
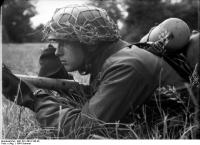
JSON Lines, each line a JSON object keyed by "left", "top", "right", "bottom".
{"left": 2, "top": 43, "right": 199, "bottom": 139}
{"left": 2, "top": 43, "right": 45, "bottom": 139}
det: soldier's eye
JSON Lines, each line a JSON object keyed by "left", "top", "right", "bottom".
{"left": 49, "top": 40, "right": 59, "bottom": 48}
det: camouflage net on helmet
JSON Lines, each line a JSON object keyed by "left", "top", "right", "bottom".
{"left": 43, "top": 4, "right": 120, "bottom": 45}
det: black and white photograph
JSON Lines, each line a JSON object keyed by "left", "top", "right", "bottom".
{"left": 1, "top": 0, "right": 199, "bottom": 141}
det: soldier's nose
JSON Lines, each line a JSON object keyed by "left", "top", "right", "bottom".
{"left": 55, "top": 45, "right": 64, "bottom": 57}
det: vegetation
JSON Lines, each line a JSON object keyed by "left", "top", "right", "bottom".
{"left": 91, "top": 0, "right": 199, "bottom": 42}
{"left": 2, "top": 0, "right": 43, "bottom": 43}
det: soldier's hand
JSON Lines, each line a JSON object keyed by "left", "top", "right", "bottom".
{"left": 2, "top": 64, "right": 36, "bottom": 110}
{"left": 2, "top": 64, "right": 20, "bottom": 100}
{"left": 38, "top": 44, "right": 73, "bottom": 80}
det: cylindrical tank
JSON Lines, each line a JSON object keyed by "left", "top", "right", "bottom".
{"left": 185, "top": 31, "right": 200, "bottom": 69}
{"left": 140, "top": 18, "right": 191, "bottom": 52}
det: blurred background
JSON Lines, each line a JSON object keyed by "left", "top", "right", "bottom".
{"left": 2, "top": 0, "right": 199, "bottom": 43}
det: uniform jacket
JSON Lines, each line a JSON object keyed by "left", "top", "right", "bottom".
{"left": 22, "top": 40, "right": 187, "bottom": 136}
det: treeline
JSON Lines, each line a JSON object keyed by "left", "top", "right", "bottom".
{"left": 2, "top": 0, "right": 199, "bottom": 43}
{"left": 2, "top": 0, "right": 43, "bottom": 43}
{"left": 92, "top": 0, "right": 199, "bottom": 42}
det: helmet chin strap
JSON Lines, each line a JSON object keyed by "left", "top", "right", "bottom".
{"left": 78, "top": 43, "right": 106, "bottom": 75}
{"left": 77, "top": 45, "right": 94, "bottom": 75}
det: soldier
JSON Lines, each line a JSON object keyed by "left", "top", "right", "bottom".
{"left": 2, "top": 4, "right": 192, "bottom": 137}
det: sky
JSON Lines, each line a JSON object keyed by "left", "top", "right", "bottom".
{"left": 30, "top": 0, "right": 90, "bottom": 27}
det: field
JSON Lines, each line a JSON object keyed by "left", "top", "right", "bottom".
{"left": 2, "top": 43, "right": 45, "bottom": 139}
{"left": 2, "top": 43, "right": 199, "bottom": 139}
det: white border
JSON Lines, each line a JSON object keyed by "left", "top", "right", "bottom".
{"left": 0, "top": 5, "right": 3, "bottom": 139}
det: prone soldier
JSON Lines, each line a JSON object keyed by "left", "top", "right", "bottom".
{"left": 2, "top": 4, "right": 199, "bottom": 138}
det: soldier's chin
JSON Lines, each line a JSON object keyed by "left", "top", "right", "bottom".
{"left": 63, "top": 65, "right": 76, "bottom": 72}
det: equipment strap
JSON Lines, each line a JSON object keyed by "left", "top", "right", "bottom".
{"left": 133, "top": 42, "right": 193, "bottom": 82}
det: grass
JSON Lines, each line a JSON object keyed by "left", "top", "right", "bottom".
{"left": 2, "top": 43, "right": 43, "bottom": 139}
{"left": 2, "top": 43, "right": 200, "bottom": 139}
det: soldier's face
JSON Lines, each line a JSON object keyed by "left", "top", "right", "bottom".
{"left": 55, "top": 41, "right": 85, "bottom": 72}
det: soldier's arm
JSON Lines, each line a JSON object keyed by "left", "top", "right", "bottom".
{"left": 81, "top": 62, "right": 156, "bottom": 122}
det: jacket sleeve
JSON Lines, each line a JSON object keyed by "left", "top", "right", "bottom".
{"left": 34, "top": 89, "right": 99, "bottom": 138}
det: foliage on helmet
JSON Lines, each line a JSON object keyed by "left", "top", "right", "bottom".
{"left": 43, "top": 4, "right": 120, "bottom": 45}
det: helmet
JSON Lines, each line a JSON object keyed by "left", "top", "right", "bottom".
{"left": 140, "top": 18, "right": 191, "bottom": 52}
{"left": 43, "top": 4, "right": 120, "bottom": 45}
